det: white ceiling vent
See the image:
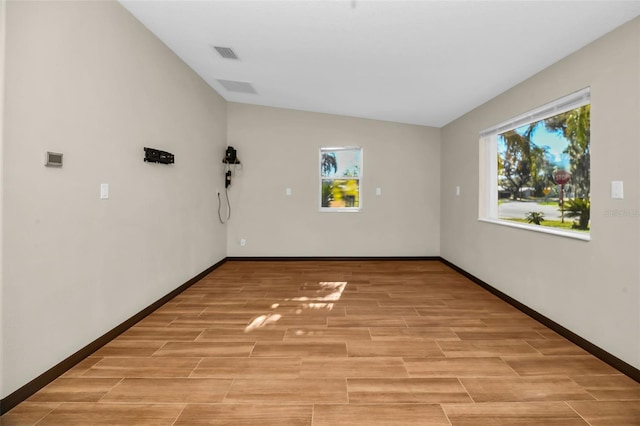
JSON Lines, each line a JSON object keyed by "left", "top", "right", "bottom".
{"left": 212, "top": 46, "right": 239, "bottom": 60}
{"left": 217, "top": 79, "right": 257, "bottom": 94}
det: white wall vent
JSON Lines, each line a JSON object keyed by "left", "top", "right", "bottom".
{"left": 217, "top": 79, "right": 257, "bottom": 94}
{"left": 212, "top": 46, "right": 239, "bottom": 60}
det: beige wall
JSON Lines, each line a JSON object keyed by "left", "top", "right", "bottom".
{"left": 441, "top": 18, "right": 640, "bottom": 369}
{"left": 225, "top": 103, "right": 441, "bottom": 257}
{"left": 1, "top": 1, "right": 227, "bottom": 397}
{"left": 0, "top": 0, "right": 6, "bottom": 398}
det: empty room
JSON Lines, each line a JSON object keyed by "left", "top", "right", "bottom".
{"left": 1, "top": 0, "right": 639, "bottom": 425}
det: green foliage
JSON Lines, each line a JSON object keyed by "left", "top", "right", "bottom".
{"left": 525, "top": 211, "right": 545, "bottom": 225}
{"left": 497, "top": 104, "right": 590, "bottom": 202}
{"left": 544, "top": 105, "right": 590, "bottom": 198}
{"left": 563, "top": 198, "right": 590, "bottom": 230}
{"left": 499, "top": 124, "right": 535, "bottom": 200}
{"left": 322, "top": 179, "right": 359, "bottom": 208}
{"left": 321, "top": 152, "right": 337, "bottom": 176}
{"left": 321, "top": 150, "right": 360, "bottom": 208}
{"left": 321, "top": 180, "right": 333, "bottom": 207}
{"left": 343, "top": 165, "right": 360, "bottom": 177}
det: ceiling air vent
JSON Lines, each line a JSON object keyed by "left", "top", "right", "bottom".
{"left": 212, "top": 46, "right": 239, "bottom": 60}
{"left": 217, "top": 79, "right": 257, "bottom": 94}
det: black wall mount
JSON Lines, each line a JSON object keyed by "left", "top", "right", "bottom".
{"left": 144, "top": 147, "right": 174, "bottom": 164}
{"left": 222, "top": 146, "right": 240, "bottom": 164}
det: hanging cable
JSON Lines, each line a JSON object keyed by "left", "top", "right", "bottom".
{"left": 217, "top": 187, "right": 231, "bottom": 224}
{"left": 218, "top": 163, "right": 232, "bottom": 224}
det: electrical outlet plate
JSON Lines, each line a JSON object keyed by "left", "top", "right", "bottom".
{"left": 611, "top": 181, "right": 624, "bottom": 199}
{"left": 100, "top": 183, "right": 109, "bottom": 199}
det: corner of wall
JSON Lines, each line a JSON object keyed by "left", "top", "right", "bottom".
{"left": 0, "top": 0, "right": 6, "bottom": 399}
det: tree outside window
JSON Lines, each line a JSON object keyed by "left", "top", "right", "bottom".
{"left": 497, "top": 104, "right": 590, "bottom": 232}
{"left": 480, "top": 88, "right": 591, "bottom": 239}
{"left": 320, "top": 147, "right": 362, "bottom": 211}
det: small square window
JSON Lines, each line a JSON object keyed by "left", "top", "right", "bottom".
{"left": 320, "top": 147, "right": 362, "bottom": 212}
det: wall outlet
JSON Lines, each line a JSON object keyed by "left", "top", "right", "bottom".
{"left": 240, "top": 238, "right": 246, "bottom": 246}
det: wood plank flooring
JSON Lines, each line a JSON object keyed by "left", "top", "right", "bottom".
{"left": 3, "top": 260, "right": 639, "bottom": 425}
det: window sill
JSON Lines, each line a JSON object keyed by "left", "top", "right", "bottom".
{"left": 319, "top": 208, "right": 361, "bottom": 213}
{"left": 478, "top": 218, "right": 591, "bottom": 241}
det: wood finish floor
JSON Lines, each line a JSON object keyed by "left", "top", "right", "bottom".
{"left": 3, "top": 260, "right": 639, "bottom": 425}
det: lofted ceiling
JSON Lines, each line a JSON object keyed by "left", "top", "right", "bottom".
{"left": 119, "top": 0, "right": 640, "bottom": 127}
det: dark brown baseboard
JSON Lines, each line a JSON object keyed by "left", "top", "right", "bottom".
{"left": 440, "top": 257, "right": 640, "bottom": 383}
{"left": 226, "top": 256, "right": 441, "bottom": 261}
{"left": 0, "top": 258, "right": 227, "bottom": 415}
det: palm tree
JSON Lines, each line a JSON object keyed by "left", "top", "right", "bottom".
{"left": 563, "top": 198, "right": 590, "bottom": 230}
{"left": 321, "top": 152, "right": 337, "bottom": 176}
{"left": 321, "top": 152, "right": 338, "bottom": 207}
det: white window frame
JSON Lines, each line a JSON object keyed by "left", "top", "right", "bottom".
{"left": 478, "top": 87, "right": 591, "bottom": 241}
{"left": 319, "top": 146, "right": 362, "bottom": 213}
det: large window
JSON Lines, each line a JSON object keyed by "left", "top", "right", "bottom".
{"left": 479, "top": 88, "right": 591, "bottom": 239}
{"left": 320, "top": 147, "right": 362, "bottom": 212}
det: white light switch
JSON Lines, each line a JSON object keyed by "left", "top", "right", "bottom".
{"left": 456, "top": 186, "right": 461, "bottom": 196}
{"left": 286, "top": 188, "right": 292, "bottom": 196}
{"left": 375, "top": 187, "right": 382, "bottom": 196}
{"left": 100, "top": 183, "right": 109, "bottom": 200}
{"left": 611, "top": 181, "right": 624, "bottom": 199}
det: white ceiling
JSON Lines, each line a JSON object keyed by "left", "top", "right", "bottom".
{"left": 120, "top": 0, "right": 640, "bottom": 127}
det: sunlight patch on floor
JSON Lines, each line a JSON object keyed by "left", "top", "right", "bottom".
{"left": 244, "top": 282, "right": 348, "bottom": 333}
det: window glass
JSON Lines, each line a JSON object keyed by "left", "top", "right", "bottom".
{"left": 480, "top": 88, "right": 590, "bottom": 237}
{"left": 320, "top": 147, "right": 362, "bottom": 211}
